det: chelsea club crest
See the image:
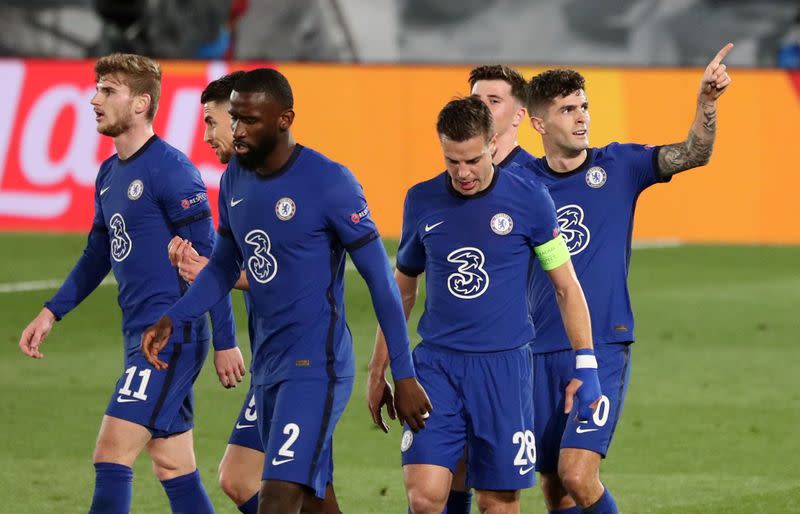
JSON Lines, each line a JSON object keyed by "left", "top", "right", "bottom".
{"left": 275, "top": 197, "right": 296, "bottom": 221}
{"left": 585, "top": 166, "right": 607, "bottom": 188}
{"left": 490, "top": 213, "right": 513, "bottom": 235}
{"left": 127, "top": 179, "right": 144, "bottom": 200}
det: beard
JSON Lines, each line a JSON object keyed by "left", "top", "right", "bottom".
{"left": 97, "top": 111, "right": 133, "bottom": 137}
{"left": 235, "top": 135, "right": 278, "bottom": 171}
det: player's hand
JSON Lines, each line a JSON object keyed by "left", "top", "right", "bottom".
{"left": 19, "top": 307, "right": 56, "bottom": 359}
{"left": 367, "top": 370, "right": 396, "bottom": 433}
{"left": 167, "top": 236, "right": 185, "bottom": 266}
{"left": 141, "top": 315, "right": 174, "bottom": 371}
{"left": 214, "top": 347, "right": 246, "bottom": 388}
{"left": 699, "top": 43, "right": 733, "bottom": 103}
{"left": 564, "top": 349, "right": 602, "bottom": 421}
{"left": 393, "top": 377, "right": 432, "bottom": 433}
{"left": 178, "top": 252, "right": 208, "bottom": 284}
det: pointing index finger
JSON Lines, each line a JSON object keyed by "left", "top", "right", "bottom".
{"left": 710, "top": 43, "right": 734, "bottom": 67}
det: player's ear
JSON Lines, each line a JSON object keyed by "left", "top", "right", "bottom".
{"left": 511, "top": 105, "right": 526, "bottom": 128}
{"left": 278, "top": 109, "right": 295, "bottom": 130}
{"left": 134, "top": 93, "right": 151, "bottom": 117}
{"left": 529, "top": 115, "right": 546, "bottom": 135}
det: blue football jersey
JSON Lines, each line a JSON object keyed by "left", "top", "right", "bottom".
{"left": 514, "top": 143, "right": 668, "bottom": 353}
{"left": 216, "top": 145, "right": 382, "bottom": 385}
{"left": 46, "top": 136, "right": 234, "bottom": 351}
{"left": 497, "top": 145, "right": 537, "bottom": 172}
{"left": 397, "top": 167, "right": 560, "bottom": 353}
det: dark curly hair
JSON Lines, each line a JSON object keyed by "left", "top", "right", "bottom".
{"left": 527, "top": 69, "right": 585, "bottom": 115}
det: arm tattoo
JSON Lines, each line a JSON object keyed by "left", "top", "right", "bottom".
{"left": 701, "top": 102, "right": 717, "bottom": 133}
{"left": 658, "top": 102, "right": 717, "bottom": 177}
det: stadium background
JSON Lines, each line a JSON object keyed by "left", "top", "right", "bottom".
{"left": 0, "top": 1, "right": 799, "bottom": 512}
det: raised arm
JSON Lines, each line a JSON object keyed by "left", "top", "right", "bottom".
{"left": 367, "top": 269, "right": 419, "bottom": 432}
{"left": 657, "top": 43, "right": 733, "bottom": 179}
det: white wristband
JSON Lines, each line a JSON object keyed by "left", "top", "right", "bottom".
{"left": 576, "top": 354, "right": 598, "bottom": 369}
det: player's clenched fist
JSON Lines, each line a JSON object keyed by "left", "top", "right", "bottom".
{"left": 141, "top": 315, "right": 174, "bottom": 370}
{"left": 393, "top": 377, "right": 432, "bottom": 432}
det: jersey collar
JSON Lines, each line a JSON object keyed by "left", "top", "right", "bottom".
{"left": 445, "top": 165, "right": 500, "bottom": 200}
{"left": 496, "top": 145, "right": 522, "bottom": 169}
{"left": 539, "top": 148, "right": 594, "bottom": 179}
{"left": 117, "top": 134, "right": 158, "bottom": 166}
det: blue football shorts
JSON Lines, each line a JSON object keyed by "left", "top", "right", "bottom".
{"left": 105, "top": 332, "right": 209, "bottom": 438}
{"left": 254, "top": 377, "right": 353, "bottom": 499}
{"left": 227, "top": 384, "right": 264, "bottom": 452}
{"left": 400, "top": 343, "right": 536, "bottom": 491}
{"left": 532, "top": 342, "right": 632, "bottom": 473}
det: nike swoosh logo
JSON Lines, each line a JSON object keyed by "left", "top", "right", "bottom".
{"left": 231, "top": 198, "right": 244, "bottom": 207}
{"left": 235, "top": 423, "right": 255, "bottom": 429}
{"left": 576, "top": 426, "right": 599, "bottom": 434}
{"left": 424, "top": 221, "right": 444, "bottom": 232}
{"left": 519, "top": 466, "right": 534, "bottom": 475}
{"left": 271, "top": 457, "right": 294, "bottom": 466}
{"left": 100, "top": 187, "right": 110, "bottom": 196}
{"left": 116, "top": 396, "right": 139, "bottom": 403}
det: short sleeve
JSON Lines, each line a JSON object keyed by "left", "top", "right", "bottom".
{"left": 325, "top": 166, "right": 380, "bottom": 252}
{"left": 527, "top": 181, "right": 561, "bottom": 247}
{"left": 156, "top": 155, "right": 212, "bottom": 228}
{"left": 395, "top": 189, "right": 425, "bottom": 277}
{"left": 618, "top": 143, "right": 667, "bottom": 193}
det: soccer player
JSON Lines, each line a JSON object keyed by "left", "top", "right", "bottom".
{"left": 367, "top": 96, "right": 601, "bottom": 514}
{"left": 141, "top": 68, "right": 431, "bottom": 514}
{"left": 438, "top": 63, "right": 538, "bottom": 514}
{"left": 167, "top": 70, "right": 342, "bottom": 514}
{"left": 469, "top": 64, "right": 535, "bottom": 169}
{"left": 520, "top": 44, "right": 733, "bottom": 514}
{"left": 17, "top": 53, "right": 244, "bottom": 514}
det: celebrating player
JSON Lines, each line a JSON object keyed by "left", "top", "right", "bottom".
{"left": 367, "top": 96, "right": 600, "bottom": 514}
{"left": 519, "top": 44, "right": 734, "bottom": 514}
{"left": 17, "top": 53, "right": 243, "bottom": 514}
{"left": 141, "top": 68, "right": 430, "bottom": 514}
{"left": 167, "top": 70, "right": 343, "bottom": 514}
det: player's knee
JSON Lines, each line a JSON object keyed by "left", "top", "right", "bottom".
{"left": 218, "top": 461, "right": 252, "bottom": 505}
{"left": 540, "top": 472, "right": 570, "bottom": 507}
{"left": 558, "top": 464, "right": 595, "bottom": 500}
{"left": 92, "top": 440, "right": 135, "bottom": 467}
{"left": 407, "top": 486, "right": 448, "bottom": 514}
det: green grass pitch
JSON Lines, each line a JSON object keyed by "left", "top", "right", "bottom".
{"left": 0, "top": 234, "right": 798, "bottom": 513}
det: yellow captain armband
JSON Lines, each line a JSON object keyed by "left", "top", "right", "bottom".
{"left": 534, "top": 234, "right": 570, "bottom": 271}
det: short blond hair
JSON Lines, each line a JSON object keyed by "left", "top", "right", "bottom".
{"left": 94, "top": 53, "right": 162, "bottom": 121}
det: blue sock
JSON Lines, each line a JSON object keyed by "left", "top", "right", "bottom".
{"left": 238, "top": 492, "right": 259, "bottom": 514}
{"left": 89, "top": 462, "right": 133, "bottom": 514}
{"left": 160, "top": 469, "right": 214, "bottom": 514}
{"left": 551, "top": 507, "right": 582, "bottom": 514}
{"left": 446, "top": 490, "right": 472, "bottom": 514}
{"left": 582, "top": 487, "right": 618, "bottom": 514}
